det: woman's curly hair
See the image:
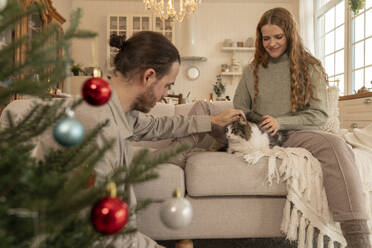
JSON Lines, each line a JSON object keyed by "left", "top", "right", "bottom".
{"left": 252, "top": 7, "right": 328, "bottom": 112}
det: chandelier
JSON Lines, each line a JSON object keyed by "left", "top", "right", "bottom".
{"left": 144, "top": 0, "right": 201, "bottom": 22}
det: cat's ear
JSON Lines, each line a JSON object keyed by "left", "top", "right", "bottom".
{"left": 244, "top": 123, "right": 252, "bottom": 139}
{"left": 238, "top": 115, "right": 247, "bottom": 125}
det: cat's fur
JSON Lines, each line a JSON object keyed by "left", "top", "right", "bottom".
{"left": 225, "top": 112, "right": 287, "bottom": 155}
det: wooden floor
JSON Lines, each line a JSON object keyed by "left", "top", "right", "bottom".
{"left": 157, "top": 238, "right": 297, "bottom": 248}
{"left": 158, "top": 237, "right": 344, "bottom": 248}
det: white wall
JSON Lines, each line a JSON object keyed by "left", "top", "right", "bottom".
{"left": 53, "top": 0, "right": 72, "bottom": 30}
{"left": 53, "top": 0, "right": 299, "bottom": 101}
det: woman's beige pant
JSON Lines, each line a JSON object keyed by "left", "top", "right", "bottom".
{"left": 282, "top": 130, "right": 368, "bottom": 221}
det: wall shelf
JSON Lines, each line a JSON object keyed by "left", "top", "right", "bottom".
{"left": 221, "top": 71, "right": 242, "bottom": 76}
{"left": 221, "top": 46, "right": 255, "bottom": 51}
{"left": 181, "top": 56, "right": 208, "bottom": 62}
{"left": 220, "top": 44, "right": 254, "bottom": 79}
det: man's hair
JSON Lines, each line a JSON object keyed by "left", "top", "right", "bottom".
{"left": 110, "top": 31, "right": 180, "bottom": 80}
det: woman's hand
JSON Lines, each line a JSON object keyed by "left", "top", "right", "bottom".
{"left": 210, "top": 109, "right": 245, "bottom": 127}
{"left": 260, "top": 115, "right": 279, "bottom": 136}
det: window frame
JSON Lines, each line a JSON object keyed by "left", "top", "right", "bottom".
{"left": 314, "top": 0, "right": 372, "bottom": 95}
{"left": 106, "top": 14, "right": 175, "bottom": 71}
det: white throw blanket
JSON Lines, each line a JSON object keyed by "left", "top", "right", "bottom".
{"left": 243, "top": 124, "right": 372, "bottom": 248}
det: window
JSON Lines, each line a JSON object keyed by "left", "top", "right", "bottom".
{"left": 153, "top": 17, "right": 174, "bottom": 42}
{"left": 106, "top": 15, "right": 174, "bottom": 70}
{"left": 352, "top": 0, "right": 372, "bottom": 93}
{"left": 107, "top": 16, "right": 128, "bottom": 69}
{"left": 315, "top": 0, "right": 372, "bottom": 95}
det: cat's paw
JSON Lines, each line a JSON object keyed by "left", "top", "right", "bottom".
{"left": 232, "top": 151, "right": 245, "bottom": 157}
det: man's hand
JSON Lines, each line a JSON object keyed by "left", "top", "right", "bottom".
{"left": 260, "top": 115, "right": 279, "bottom": 136}
{"left": 210, "top": 109, "right": 245, "bottom": 127}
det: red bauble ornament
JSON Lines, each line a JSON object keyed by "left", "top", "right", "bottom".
{"left": 91, "top": 197, "right": 129, "bottom": 235}
{"left": 82, "top": 77, "right": 112, "bottom": 106}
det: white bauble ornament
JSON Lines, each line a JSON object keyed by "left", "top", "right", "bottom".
{"left": 160, "top": 189, "right": 193, "bottom": 229}
{"left": 0, "top": 0, "right": 7, "bottom": 11}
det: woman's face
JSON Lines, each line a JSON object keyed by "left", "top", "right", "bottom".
{"left": 261, "top": 24, "right": 287, "bottom": 58}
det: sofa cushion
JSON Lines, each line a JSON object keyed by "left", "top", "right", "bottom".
{"left": 319, "top": 86, "right": 340, "bottom": 134}
{"left": 133, "top": 163, "right": 185, "bottom": 201}
{"left": 174, "top": 102, "right": 194, "bottom": 116}
{"left": 185, "top": 152, "right": 287, "bottom": 197}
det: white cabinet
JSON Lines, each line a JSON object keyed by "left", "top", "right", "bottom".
{"left": 153, "top": 16, "right": 175, "bottom": 42}
{"left": 339, "top": 92, "right": 372, "bottom": 130}
{"left": 106, "top": 15, "right": 175, "bottom": 70}
{"left": 220, "top": 46, "right": 254, "bottom": 77}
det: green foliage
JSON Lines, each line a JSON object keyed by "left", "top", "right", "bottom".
{"left": 0, "top": 99, "right": 183, "bottom": 247}
{"left": 0, "top": 1, "right": 186, "bottom": 247}
{"left": 71, "top": 64, "right": 84, "bottom": 76}
{"left": 213, "top": 74, "right": 225, "bottom": 97}
{"left": 348, "top": 0, "right": 365, "bottom": 15}
{"left": 0, "top": 0, "right": 96, "bottom": 106}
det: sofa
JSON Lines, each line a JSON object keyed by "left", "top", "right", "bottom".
{"left": 133, "top": 101, "right": 288, "bottom": 240}
{"left": 132, "top": 97, "right": 372, "bottom": 245}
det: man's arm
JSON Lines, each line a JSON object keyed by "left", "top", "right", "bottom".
{"left": 130, "top": 108, "right": 244, "bottom": 142}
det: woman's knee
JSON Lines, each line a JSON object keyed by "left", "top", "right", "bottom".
{"left": 188, "top": 101, "right": 211, "bottom": 116}
{"left": 307, "top": 131, "right": 355, "bottom": 166}
{"left": 318, "top": 132, "right": 352, "bottom": 153}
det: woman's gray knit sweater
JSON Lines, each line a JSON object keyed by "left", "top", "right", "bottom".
{"left": 233, "top": 53, "right": 328, "bottom": 130}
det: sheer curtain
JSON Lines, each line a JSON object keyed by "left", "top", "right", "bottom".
{"left": 299, "top": 0, "right": 315, "bottom": 54}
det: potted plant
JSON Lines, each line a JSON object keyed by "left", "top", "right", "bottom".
{"left": 349, "top": 0, "right": 365, "bottom": 15}
{"left": 213, "top": 74, "right": 226, "bottom": 100}
{"left": 71, "top": 64, "right": 83, "bottom": 76}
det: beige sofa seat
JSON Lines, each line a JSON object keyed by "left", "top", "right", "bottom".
{"left": 137, "top": 197, "right": 285, "bottom": 240}
{"left": 186, "top": 152, "right": 286, "bottom": 197}
{"left": 134, "top": 163, "right": 186, "bottom": 201}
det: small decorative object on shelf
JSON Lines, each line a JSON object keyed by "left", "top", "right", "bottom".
{"left": 245, "top": 37, "right": 255, "bottom": 47}
{"left": 223, "top": 38, "right": 233, "bottom": 47}
{"left": 91, "top": 182, "right": 129, "bottom": 235}
{"left": 231, "top": 58, "right": 241, "bottom": 72}
{"left": 221, "top": 64, "right": 230, "bottom": 72}
{"left": 357, "top": 86, "right": 369, "bottom": 94}
{"left": 349, "top": 0, "right": 365, "bottom": 15}
{"left": 71, "top": 64, "right": 84, "bottom": 76}
{"left": 213, "top": 75, "right": 226, "bottom": 100}
{"left": 160, "top": 188, "right": 193, "bottom": 229}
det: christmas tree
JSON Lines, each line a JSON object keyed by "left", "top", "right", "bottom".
{"left": 0, "top": 1, "right": 182, "bottom": 247}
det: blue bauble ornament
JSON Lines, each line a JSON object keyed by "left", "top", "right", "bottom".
{"left": 53, "top": 117, "right": 84, "bottom": 147}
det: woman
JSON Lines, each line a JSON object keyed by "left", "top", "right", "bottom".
{"left": 233, "top": 7, "right": 370, "bottom": 248}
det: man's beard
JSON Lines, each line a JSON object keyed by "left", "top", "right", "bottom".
{"left": 132, "top": 84, "right": 158, "bottom": 113}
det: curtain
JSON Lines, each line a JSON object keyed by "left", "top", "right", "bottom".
{"left": 299, "top": 0, "right": 315, "bottom": 54}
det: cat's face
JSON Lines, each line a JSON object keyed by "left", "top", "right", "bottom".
{"left": 225, "top": 117, "right": 252, "bottom": 142}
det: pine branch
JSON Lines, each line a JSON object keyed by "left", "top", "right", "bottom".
{"left": 0, "top": 2, "right": 183, "bottom": 246}
{"left": 0, "top": 6, "right": 96, "bottom": 105}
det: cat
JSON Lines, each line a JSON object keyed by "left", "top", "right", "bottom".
{"left": 225, "top": 112, "right": 288, "bottom": 155}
